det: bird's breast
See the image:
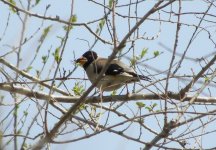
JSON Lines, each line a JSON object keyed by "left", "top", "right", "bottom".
{"left": 85, "top": 64, "right": 139, "bottom": 91}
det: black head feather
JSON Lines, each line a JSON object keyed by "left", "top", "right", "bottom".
{"left": 82, "top": 51, "right": 98, "bottom": 70}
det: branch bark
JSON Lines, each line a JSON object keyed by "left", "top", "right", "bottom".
{"left": 1, "top": 83, "right": 216, "bottom": 104}
{"left": 0, "top": 58, "right": 69, "bottom": 96}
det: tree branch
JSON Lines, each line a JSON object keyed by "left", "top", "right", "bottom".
{"left": 179, "top": 54, "right": 216, "bottom": 98}
{"left": 1, "top": 83, "right": 216, "bottom": 104}
{"left": 0, "top": 58, "right": 69, "bottom": 96}
{"left": 0, "top": 0, "right": 113, "bottom": 45}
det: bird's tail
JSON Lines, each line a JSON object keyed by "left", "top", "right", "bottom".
{"left": 138, "top": 75, "right": 151, "bottom": 81}
{"left": 127, "top": 71, "right": 151, "bottom": 81}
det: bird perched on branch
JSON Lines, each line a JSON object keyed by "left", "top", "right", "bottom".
{"left": 76, "top": 51, "right": 151, "bottom": 91}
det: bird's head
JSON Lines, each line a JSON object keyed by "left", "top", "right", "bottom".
{"left": 76, "top": 51, "right": 98, "bottom": 69}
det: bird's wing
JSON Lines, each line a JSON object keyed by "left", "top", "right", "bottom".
{"left": 93, "top": 58, "right": 151, "bottom": 81}
{"left": 106, "top": 63, "right": 124, "bottom": 75}
{"left": 94, "top": 58, "right": 134, "bottom": 76}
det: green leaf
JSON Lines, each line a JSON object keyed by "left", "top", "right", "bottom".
{"left": 205, "top": 77, "right": 209, "bottom": 82}
{"left": 40, "top": 25, "right": 52, "bottom": 41}
{"left": 95, "top": 19, "right": 105, "bottom": 34}
{"left": 73, "top": 82, "right": 85, "bottom": 96}
{"left": 17, "top": 130, "right": 22, "bottom": 135}
{"left": 130, "top": 57, "right": 137, "bottom": 66}
{"left": 75, "top": 104, "right": 88, "bottom": 114}
{"left": 153, "top": 51, "right": 160, "bottom": 57}
{"left": 99, "top": 19, "right": 105, "bottom": 30}
{"left": 15, "top": 104, "right": 19, "bottom": 109}
{"left": 24, "top": 66, "right": 33, "bottom": 72}
{"left": 42, "top": 56, "right": 48, "bottom": 64}
{"left": 95, "top": 28, "right": 100, "bottom": 34}
{"left": 36, "top": 70, "right": 40, "bottom": 78}
{"left": 140, "top": 48, "right": 148, "bottom": 58}
{"left": 36, "top": 0, "right": 41, "bottom": 5}
{"left": 152, "top": 103, "right": 157, "bottom": 108}
{"left": 136, "top": 102, "right": 145, "bottom": 108}
{"left": 53, "top": 47, "right": 61, "bottom": 63}
{"left": 8, "top": 0, "right": 16, "bottom": 13}
{"left": 145, "top": 103, "right": 157, "bottom": 112}
{"left": 111, "top": 90, "right": 116, "bottom": 96}
{"left": 70, "top": 15, "right": 77, "bottom": 23}
{"left": 138, "top": 118, "right": 144, "bottom": 123}
{"left": 23, "top": 111, "right": 28, "bottom": 116}
{"left": 108, "top": 0, "right": 113, "bottom": 8}
{"left": 79, "top": 104, "right": 87, "bottom": 110}
{"left": 63, "top": 15, "right": 77, "bottom": 31}
{"left": 145, "top": 106, "right": 152, "bottom": 112}
{"left": 13, "top": 111, "right": 17, "bottom": 117}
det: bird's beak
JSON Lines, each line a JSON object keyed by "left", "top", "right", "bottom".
{"left": 76, "top": 57, "right": 87, "bottom": 66}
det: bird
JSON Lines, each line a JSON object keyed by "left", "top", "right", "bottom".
{"left": 76, "top": 51, "right": 151, "bottom": 91}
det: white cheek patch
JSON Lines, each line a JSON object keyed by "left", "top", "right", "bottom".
{"left": 121, "top": 72, "right": 133, "bottom": 77}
